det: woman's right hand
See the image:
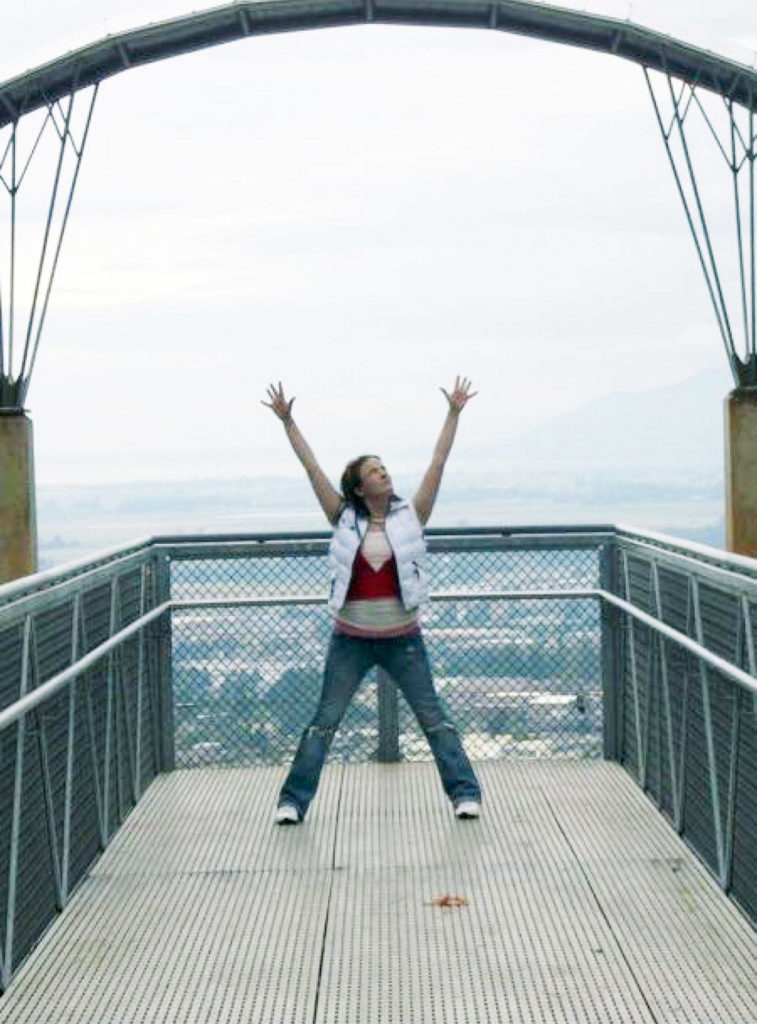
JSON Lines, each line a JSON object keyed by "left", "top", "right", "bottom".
{"left": 261, "top": 382, "right": 342, "bottom": 523}
{"left": 262, "top": 381, "right": 295, "bottom": 423}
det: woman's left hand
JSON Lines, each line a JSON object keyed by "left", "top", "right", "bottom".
{"left": 440, "top": 376, "right": 477, "bottom": 413}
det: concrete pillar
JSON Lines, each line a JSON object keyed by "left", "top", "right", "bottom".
{"left": 0, "top": 412, "right": 37, "bottom": 583}
{"left": 725, "top": 388, "right": 757, "bottom": 557}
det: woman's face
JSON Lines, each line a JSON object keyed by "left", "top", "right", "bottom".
{"left": 357, "top": 457, "right": 392, "bottom": 499}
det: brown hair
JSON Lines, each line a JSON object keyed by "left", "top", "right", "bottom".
{"left": 340, "top": 455, "right": 377, "bottom": 517}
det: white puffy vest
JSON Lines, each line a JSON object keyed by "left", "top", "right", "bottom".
{"left": 328, "top": 499, "right": 429, "bottom": 614}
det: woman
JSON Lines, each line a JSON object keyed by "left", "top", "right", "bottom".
{"left": 262, "top": 377, "right": 482, "bottom": 824}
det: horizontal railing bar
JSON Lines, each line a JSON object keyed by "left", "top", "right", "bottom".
{"left": 616, "top": 535, "right": 757, "bottom": 601}
{"left": 151, "top": 524, "right": 616, "bottom": 545}
{"left": 171, "top": 589, "right": 600, "bottom": 611}
{"left": 598, "top": 590, "right": 757, "bottom": 698}
{"left": 0, "top": 536, "right": 155, "bottom": 608}
{"left": 153, "top": 530, "right": 615, "bottom": 562}
{"left": 434, "top": 588, "right": 597, "bottom": 600}
{"left": 429, "top": 533, "right": 614, "bottom": 551}
{"left": 615, "top": 522, "right": 757, "bottom": 578}
{"left": 0, "top": 602, "right": 171, "bottom": 733}
{"left": 172, "top": 595, "right": 325, "bottom": 608}
{"left": 429, "top": 524, "right": 616, "bottom": 537}
{"left": 0, "top": 548, "right": 155, "bottom": 626}
{"left": 151, "top": 532, "right": 331, "bottom": 545}
{"left": 152, "top": 541, "right": 331, "bottom": 560}
{"left": 2, "top": 526, "right": 753, "bottom": 610}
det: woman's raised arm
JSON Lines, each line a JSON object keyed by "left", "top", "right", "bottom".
{"left": 413, "top": 376, "right": 477, "bottom": 526}
{"left": 262, "top": 382, "right": 343, "bottom": 525}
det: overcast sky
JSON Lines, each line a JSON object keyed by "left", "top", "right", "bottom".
{"left": 2, "top": 1, "right": 757, "bottom": 484}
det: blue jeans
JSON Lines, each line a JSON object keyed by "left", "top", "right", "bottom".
{"left": 278, "top": 630, "right": 481, "bottom": 816}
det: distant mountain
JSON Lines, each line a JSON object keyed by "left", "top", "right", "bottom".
{"left": 495, "top": 365, "right": 732, "bottom": 474}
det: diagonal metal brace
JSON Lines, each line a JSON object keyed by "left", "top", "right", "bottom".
{"left": 645, "top": 66, "right": 757, "bottom": 387}
{"left": 0, "top": 85, "right": 98, "bottom": 411}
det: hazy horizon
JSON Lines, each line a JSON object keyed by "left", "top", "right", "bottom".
{"left": 34, "top": 361, "right": 731, "bottom": 486}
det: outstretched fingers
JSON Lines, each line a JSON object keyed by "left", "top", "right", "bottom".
{"left": 441, "top": 375, "right": 478, "bottom": 411}
{"left": 456, "top": 375, "right": 477, "bottom": 398}
{"left": 261, "top": 381, "right": 295, "bottom": 420}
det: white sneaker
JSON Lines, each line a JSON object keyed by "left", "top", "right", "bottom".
{"left": 274, "top": 804, "right": 300, "bottom": 825}
{"left": 455, "top": 800, "right": 481, "bottom": 820}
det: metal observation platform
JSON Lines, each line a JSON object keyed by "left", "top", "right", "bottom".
{"left": 0, "top": 525, "right": 755, "bottom": 1022}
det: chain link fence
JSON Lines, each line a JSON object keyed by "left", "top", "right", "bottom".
{"left": 168, "top": 536, "right": 605, "bottom": 767}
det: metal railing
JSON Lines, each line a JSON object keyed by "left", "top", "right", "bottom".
{"left": 0, "top": 523, "right": 755, "bottom": 990}
{"left": 0, "top": 543, "right": 172, "bottom": 987}
{"left": 165, "top": 527, "right": 609, "bottom": 767}
{"left": 609, "top": 526, "right": 757, "bottom": 923}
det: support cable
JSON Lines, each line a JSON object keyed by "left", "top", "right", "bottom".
{"left": 750, "top": 110, "right": 756, "bottom": 361}
{"left": 0, "top": 110, "right": 56, "bottom": 403}
{"left": 673, "top": 76, "right": 697, "bottom": 135}
{"left": 16, "top": 92, "right": 76, "bottom": 389}
{"left": 0, "top": 278, "right": 4, "bottom": 383}
{"left": 661, "top": 75, "right": 697, "bottom": 144}
{"left": 9, "top": 128, "right": 16, "bottom": 387}
{"left": 0, "top": 131, "right": 12, "bottom": 183}
{"left": 644, "top": 69, "right": 735, "bottom": 365}
{"left": 665, "top": 72, "right": 739, "bottom": 366}
{"left": 718, "top": 95, "right": 751, "bottom": 170}
{"left": 12, "top": 109, "right": 54, "bottom": 192}
{"left": 0, "top": 127, "right": 13, "bottom": 395}
{"left": 22, "top": 85, "right": 98, "bottom": 400}
{"left": 677, "top": 79, "right": 757, "bottom": 382}
{"left": 729, "top": 102, "right": 751, "bottom": 360}
{"left": 48, "top": 100, "right": 67, "bottom": 142}
{"left": 692, "top": 90, "right": 732, "bottom": 167}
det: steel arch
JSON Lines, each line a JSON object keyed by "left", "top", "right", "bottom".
{"left": 1, "top": 0, "right": 757, "bottom": 409}
{"left": 0, "top": 0, "right": 755, "bottom": 130}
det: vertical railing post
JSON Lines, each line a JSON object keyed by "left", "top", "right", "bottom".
{"left": 600, "top": 538, "right": 622, "bottom": 761}
{"left": 133, "top": 563, "right": 147, "bottom": 800}
{"left": 153, "top": 550, "right": 175, "bottom": 772}
{"left": 4, "top": 614, "right": 33, "bottom": 989}
{"left": 377, "top": 667, "right": 400, "bottom": 762}
{"left": 691, "top": 578, "right": 727, "bottom": 885}
{"left": 61, "top": 593, "right": 81, "bottom": 906}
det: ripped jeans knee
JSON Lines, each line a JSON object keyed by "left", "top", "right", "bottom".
{"left": 305, "top": 723, "right": 337, "bottom": 743}
{"left": 424, "top": 719, "right": 457, "bottom": 739}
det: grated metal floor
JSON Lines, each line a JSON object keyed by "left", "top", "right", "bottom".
{"left": 2, "top": 760, "right": 756, "bottom": 1024}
